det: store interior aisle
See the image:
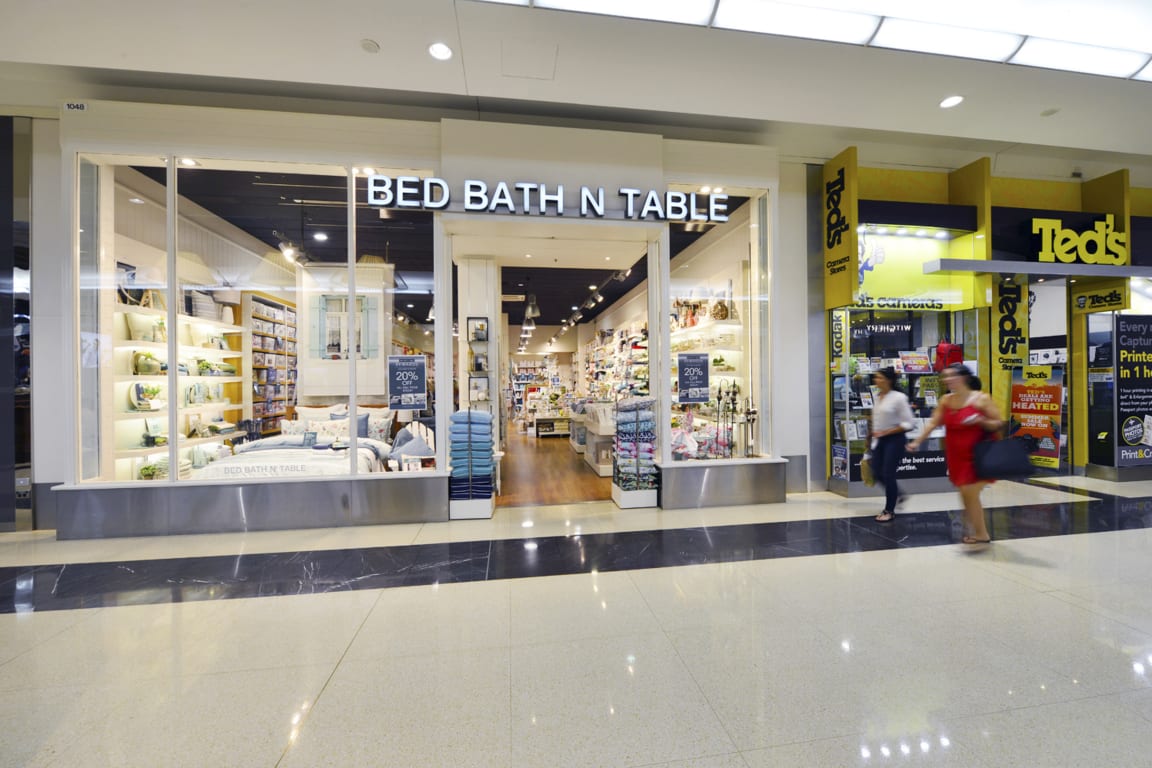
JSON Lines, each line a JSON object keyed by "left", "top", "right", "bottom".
{"left": 499, "top": 429, "right": 611, "bottom": 507}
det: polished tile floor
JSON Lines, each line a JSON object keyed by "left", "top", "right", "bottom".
{"left": 2, "top": 478, "right": 1151, "bottom": 766}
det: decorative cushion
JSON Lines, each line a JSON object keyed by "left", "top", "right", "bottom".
{"left": 391, "top": 431, "right": 435, "bottom": 458}
{"left": 310, "top": 418, "right": 349, "bottom": 441}
{"left": 331, "top": 411, "right": 370, "bottom": 438}
{"left": 126, "top": 313, "right": 161, "bottom": 342}
{"left": 368, "top": 411, "right": 395, "bottom": 443}
{"left": 280, "top": 420, "right": 307, "bottom": 435}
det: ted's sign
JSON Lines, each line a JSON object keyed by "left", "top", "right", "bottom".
{"left": 1032, "top": 214, "right": 1127, "bottom": 266}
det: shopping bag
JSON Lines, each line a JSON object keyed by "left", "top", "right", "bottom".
{"left": 973, "top": 435, "right": 1036, "bottom": 479}
{"left": 860, "top": 454, "right": 876, "bottom": 486}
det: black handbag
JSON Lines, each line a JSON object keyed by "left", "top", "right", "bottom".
{"left": 973, "top": 434, "right": 1036, "bottom": 479}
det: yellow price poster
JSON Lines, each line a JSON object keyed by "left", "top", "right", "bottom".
{"left": 1009, "top": 365, "right": 1063, "bottom": 469}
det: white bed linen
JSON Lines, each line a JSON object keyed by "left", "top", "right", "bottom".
{"left": 193, "top": 437, "right": 388, "bottom": 480}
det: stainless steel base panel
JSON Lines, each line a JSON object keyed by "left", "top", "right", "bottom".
{"left": 657, "top": 458, "right": 788, "bottom": 509}
{"left": 53, "top": 474, "right": 450, "bottom": 539}
{"left": 1086, "top": 463, "right": 1152, "bottom": 482}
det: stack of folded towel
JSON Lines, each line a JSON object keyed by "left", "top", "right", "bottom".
{"left": 448, "top": 409, "right": 495, "bottom": 499}
{"left": 614, "top": 396, "right": 659, "bottom": 491}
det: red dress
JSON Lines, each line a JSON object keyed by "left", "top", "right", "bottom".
{"left": 943, "top": 403, "right": 989, "bottom": 486}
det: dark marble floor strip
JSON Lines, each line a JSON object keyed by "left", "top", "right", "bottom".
{"left": 0, "top": 484, "right": 1146, "bottom": 614}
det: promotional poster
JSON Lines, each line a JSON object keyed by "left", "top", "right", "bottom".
{"left": 1008, "top": 365, "right": 1064, "bottom": 469}
{"left": 1115, "top": 315, "right": 1152, "bottom": 466}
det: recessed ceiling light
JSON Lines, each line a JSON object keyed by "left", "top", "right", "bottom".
{"left": 525, "top": 253, "right": 532, "bottom": 259}
{"left": 939, "top": 95, "right": 964, "bottom": 108}
{"left": 360, "top": 39, "right": 381, "bottom": 54}
{"left": 406, "top": 303, "right": 414, "bottom": 308}
{"left": 700, "top": 186, "right": 712, "bottom": 194}
{"left": 128, "top": 197, "right": 145, "bottom": 205}
{"left": 179, "top": 158, "right": 198, "bottom": 167}
{"left": 428, "top": 42, "right": 453, "bottom": 61}
{"left": 588, "top": 284, "right": 597, "bottom": 290}
{"left": 571, "top": 305, "right": 578, "bottom": 311}
{"left": 313, "top": 233, "right": 329, "bottom": 242}
{"left": 362, "top": 167, "right": 376, "bottom": 176}
{"left": 604, "top": 256, "right": 611, "bottom": 261}
{"left": 714, "top": 187, "right": 724, "bottom": 193}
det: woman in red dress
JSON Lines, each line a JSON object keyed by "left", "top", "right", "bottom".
{"left": 907, "top": 364, "right": 1003, "bottom": 545}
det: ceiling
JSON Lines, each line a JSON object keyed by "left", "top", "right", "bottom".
{"left": 8, "top": 1, "right": 1152, "bottom": 325}
{"left": 143, "top": 166, "right": 725, "bottom": 326}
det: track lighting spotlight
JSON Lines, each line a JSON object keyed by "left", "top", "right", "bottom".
{"left": 572, "top": 309, "right": 583, "bottom": 322}
{"left": 583, "top": 297, "right": 596, "bottom": 309}
{"left": 593, "top": 291, "right": 604, "bottom": 304}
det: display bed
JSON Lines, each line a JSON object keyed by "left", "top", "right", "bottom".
{"left": 191, "top": 435, "right": 391, "bottom": 480}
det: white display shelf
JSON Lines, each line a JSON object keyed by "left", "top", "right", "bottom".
{"left": 584, "top": 431, "right": 614, "bottom": 477}
{"left": 450, "top": 496, "right": 494, "bottom": 520}
{"left": 114, "top": 434, "right": 230, "bottom": 457}
{"left": 611, "top": 485, "right": 658, "bottom": 509}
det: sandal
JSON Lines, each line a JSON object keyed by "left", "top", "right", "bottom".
{"left": 962, "top": 535, "right": 992, "bottom": 544}
{"left": 875, "top": 511, "right": 895, "bottom": 522}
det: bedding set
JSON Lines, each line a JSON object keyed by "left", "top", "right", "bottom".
{"left": 191, "top": 404, "right": 402, "bottom": 479}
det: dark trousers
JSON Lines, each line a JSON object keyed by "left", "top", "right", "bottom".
{"left": 873, "top": 433, "right": 906, "bottom": 512}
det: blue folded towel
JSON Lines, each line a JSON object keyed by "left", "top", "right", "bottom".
{"left": 450, "top": 409, "right": 494, "bottom": 424}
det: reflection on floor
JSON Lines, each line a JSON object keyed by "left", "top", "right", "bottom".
{"left": 3, "top": 476, "right": 1152, "bottom": 767}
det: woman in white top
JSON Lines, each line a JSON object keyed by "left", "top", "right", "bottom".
{"left": 871, "top": 367, "right": 917, "bottom": 522}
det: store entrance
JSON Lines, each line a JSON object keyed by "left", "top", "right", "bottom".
{"left": 447, "top": 218, "right": 657, "bottom": 509}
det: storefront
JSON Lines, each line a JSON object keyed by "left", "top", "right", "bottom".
{"left": 821, "top": 148, "right": 1152, "bottom": 494}
{"left": 45, "top": 101, "right": 784, "bottom": 538}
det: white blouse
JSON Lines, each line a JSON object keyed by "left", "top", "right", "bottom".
{"left": 872, "top": 390, "right": 916, "bottom": 435}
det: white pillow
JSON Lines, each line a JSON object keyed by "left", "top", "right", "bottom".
{"left": 295, "top": 404, "right": 348, "bottom": 420}
{"left": 280, "top": 420, "right": 307, "bottom": 435}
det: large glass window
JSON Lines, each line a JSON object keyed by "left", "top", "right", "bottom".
{"left": 668, "top": 198, "right": 755, "bottom": 460}
{"left": 77, "top": 156, "right": 438, "bottom": 483}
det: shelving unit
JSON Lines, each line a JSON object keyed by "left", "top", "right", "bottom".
{"left": 244, "top": 293, "right": 297, "bottom": 436}
{"left": 466, "top": 316, "right": 492, "bottom": 407}
{"left": 110, "top": 301, "right": 246, "bottom": 481}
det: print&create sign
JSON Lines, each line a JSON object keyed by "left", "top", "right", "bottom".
{"left": 1115, "top": 315, "right": 1152, "bottom": 466}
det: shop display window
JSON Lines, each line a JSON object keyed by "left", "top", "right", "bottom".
{"left": 76, "top": 156, "right": 437, "bottom": 483}
{"left": 668, "top": 214, "right": 754, "bottom": 460}
{"left": 829, "top": 309, "right": 951, "bottom": 484}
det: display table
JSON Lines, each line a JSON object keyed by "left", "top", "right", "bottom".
{"left": 532, "top": 416, "right": 570, "bottom": 437}
{"left": 584, "top": 426, "right": 614, "bottom": 477}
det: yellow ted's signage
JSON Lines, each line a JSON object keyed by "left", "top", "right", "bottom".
{"left": 823, "top": 147, "right": 858, "bottom": 309}
{"left": 1032, "top": 214, "right": 1128, "bottom": 266}
{"left": 1071, "top": 278, "right": 1130, "bottom": 315}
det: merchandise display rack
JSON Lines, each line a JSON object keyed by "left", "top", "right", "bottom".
{"left": 448, "top": 408, "right": 496, "bottom": 519}
{"left": 110, "top": 297, "right": 247, "bottom": 481}
{"left": 244, "top": 292, "right": 297, "bottom": 436}
{"left": 612, "top": 394, "right": 658, "bottom": 508}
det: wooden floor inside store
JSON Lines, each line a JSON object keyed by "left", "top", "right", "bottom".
{"left": 498, "top": 429, "right": 611, "bottom": 507}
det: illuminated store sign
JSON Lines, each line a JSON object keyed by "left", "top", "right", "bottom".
{"left": 365, "top": 176, "right": 729, "bottom": 222}
{"left": 1032, "top": 214, "right": 1127, "bottom": 265}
